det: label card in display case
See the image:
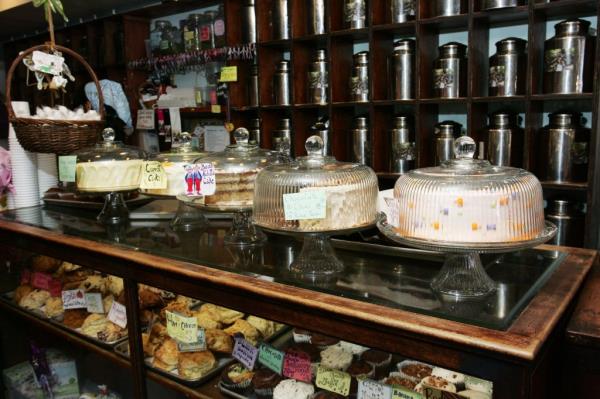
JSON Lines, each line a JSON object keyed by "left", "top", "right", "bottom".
{"left": 283, "top": 191, "right": 327, "bottom": 221}
{"left": 359, "top": 379, "right": 392, "bottom": 399}
{"left": 58, "top": 156, "right": 77, "bottom": 182}
{"left": 177, "top": 329, "right": 207, "bottom": 352}
{"left": 85, "top": 293, "right": 104, "bottom": 313}
{"left": 107, "top": 302, "right": 127, "bottom": 328}
{"left": 258, "top": 343, "right": 284, "bottom": 374}
{"left": 315, "top": 366, "right": 351, "bottom": 396}
{"left": 165, "top": 310, "right": 198, "bottom": 344}
{"left": 140, "top": 161, "right": 167, "bottom": 190}
{"left": 283, "top": 350, "right": 311, "bottom": 382}
{"left": 61, "top": 289, "right": 86, "bottom": 309}
{"left": 232, "top": 337, "right": 259, "bottom": 370}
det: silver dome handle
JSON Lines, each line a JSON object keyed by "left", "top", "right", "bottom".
{"left": 305, "top": 135, "right": 324, "bottom": 157}
{"left": 454, "top": 136, "right": 476, "bottom": 160}
{"left": 102, "top": 127, "right": 115, "bottom": 143}
{"left": 233, "top": 127, "right": 250, "bottom": 145}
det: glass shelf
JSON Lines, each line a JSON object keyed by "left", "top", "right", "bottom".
{"left": 1, "top": 205, "right": 566, "bottom": 331}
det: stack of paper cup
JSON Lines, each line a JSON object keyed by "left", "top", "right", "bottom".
{"left": 8, "top": 124, "right": 40, "bottom": 209}
{"left": 37, "top": 153, "right": 58, "bottom": 202}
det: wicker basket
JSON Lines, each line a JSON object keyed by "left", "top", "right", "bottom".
{"left": 6, "top": 44, "right": 106, "bottom": 155}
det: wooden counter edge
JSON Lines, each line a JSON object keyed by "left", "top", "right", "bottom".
{"left": 566, "top": 254, "right": 600, "bottom": 348}
{"left": 0, "top": 220, "right": 595, "bottom": 362}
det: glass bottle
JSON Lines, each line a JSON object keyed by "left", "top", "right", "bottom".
{"left": 214, "top": 4, "right": 227, "bottom": 48}
{"left": 202, "top": 10, "right": 218, "bottom": 49}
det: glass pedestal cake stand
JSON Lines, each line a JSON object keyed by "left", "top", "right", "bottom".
{"left": 146, "top": 193, "right": 208, "bottom": 232}
{"left": 96, "top": 191, "right": 133, "bottom": 224}
{"left": 377, "top": 216, "right": 557, "bottom": 299}
{"left": 177, "top": 194, "right": 265, "bottom": 245}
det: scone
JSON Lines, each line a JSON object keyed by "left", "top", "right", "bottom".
{"left": 81, "top": 314, "right": 109, "bottom": 338}
{"left": 14, "top": 284, "right": 33, "bottom": 304}
{"left": 79, "top": 275, "right": 108, "bottom": 294}
{"left": 153, "top": 338, "right": 179, "bottom": 371}
{"left": 160, "top": 300, "right": 192, "bottom": 321}
{"left": 19, "top": 289, "right": 50, "bottom": 311}
{"left": 30, "top": 255, "right": 62, "bottom": 273}
{"left": 63, "top": 309, "right": 89, "bottom": 328}
{"left": 177, "top": 350, "right": 216, "bottom": 379}
{"left": 106, "top": 276, "right": 124, "bottom": 297}
{"left": 200, "top": 304, "right": 244, "bottom": 324}
{"left": 102, "top": 295, "right": 114, "bottom": 314}
{"left": 246, "top": 316, "right": 276, "bottom": 338}
{"left": 44, "top": 296, "right": 64, "bottom": 319}
{"left": 143, "top": 323, "right": 168, "bottom": 356}
{"left": 142, "top": 333, "right": 157, "bottom": 357}
{"left": 98, "top": 321, "right": 125, "bottom": 342}
{"left": 205, "top": 328, "right": 233, "bottom": 354}
{"left": 193, "top": 310, "right": 222, "bottom": 330}
{"left": 224, "top": 319, "right": 260, "bottom": 345}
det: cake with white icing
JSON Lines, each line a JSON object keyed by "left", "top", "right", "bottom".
{"left": 76, "top": 159, "right": 143, "bottom": 192}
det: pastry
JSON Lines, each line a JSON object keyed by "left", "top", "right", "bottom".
{"left": 465, "top": 376, "right": 493, "bottom": 394}
{"left": 141, "top": 333, "right": 156, "bottom": 357}
{"left": 143, "top": 323, "right": 168, "bottom": 356}
{"left": 458, "top": 390, "right": 491, "bottom": 399}
{"left": 160, "top": 299, "right": 192, "bottom": 321}
{"left": 98, "top": 321, "right": 125, "bottom": 342}
{"left": 102, "top": 295, "right": 114, "bottom": 314}
{"left": 252, "top": 368, "right": 283, "bottom": 399}
{"left": 177, "top": 350, "right": 216, "bottom": 379}
{"left": 397, "top": 361, "right": 433, "bottom": 382}
{"left": 138, "top": 287, "right": 164, "bottom": 309}
{"left": 30, "top": 255, "right": 62, "bottom": 273}
{"left": 199, "top": 303, "right": 244, "bottom": 324}
{"left": 320, "top": 345, "right": 353, "bottom": 371}
{"left": 14, "top": 284, "right": 33, "bottom": 304}
{"left": 139, "top": 309, "right": 156, "bottom": 326}
{"left": 63, "top": 309, "right": 90, "bottom": 329}
{"left": 76, "top": 159, "right": 143, "bottom": 192}
{"left": 223, "top": 319, "right": 260, "bottom": 345}
{"left": 106, "top": 276, "right": 124, "bottom": 297}
{"left": 79, "top": 275, "right": 108, "bottom": 294}
{"left": 431, "top": 367, "right": 465, "bottom": 386}
{"left": 19, "top": 289, "right": 50, "bottom": 311}
{"left": 192, "top": 310, "right": 221, "bottom": 330}
{"left": 56, "top": 261, "right": 81, "bottom": 273}
{"left": 246, "top": 315, "right": 276, "bottom": 338}
{"left": 153, "top": 338, "right": 179, "bottom": 371}
{"left": 420, "top": 376, "right": 457, "bottom": 393}
{"left": 273, "top": 379, "right": 315, "bottom": 399}
{"left": 382, "top": 374, "right": 417, "bottom": 390}
{"left": 205, "top": 328, "right": 233, "bottom": 353}
{"left": 44, "top": 296, "right": 64, "bottom": 319}
{"left": 220, "top": 363, "right": 254, "bottom": 392}
{"left": 81, "top": 314, "right": 108, "bottom": 338}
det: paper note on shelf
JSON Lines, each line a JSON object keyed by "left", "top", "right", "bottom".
{"left": 283, "top": 350, "right": 312, "bottom": 382}
{"left": 85, "top": 293, "right": 104, "bottom": 313}
{"left": 165, "top": 311, "right": 198, "bottom": 344}
{"left": 315, "top": 366, "right": 351, "bottom": 396}
{"left": 391, "top": 386, "right": 422, "bottom": 399}
{"left": 58, "top": 156, "right": 77, "bottom": 182}
{"left": 177, "top": 328, "right": 207, "bottom": 352}
{"left": 283, "top": 191, "right": 327, "bottom": 221}
{"left": 219, "top": 66, "right": 238, "bottom": 82}
{"left": 211, "top": 104, "right": 221, "bottom": 113}
{"left": 136, "top": 109, "right": 155, "bottom": 130}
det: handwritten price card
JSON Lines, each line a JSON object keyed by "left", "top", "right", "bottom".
{"left": 62, "top": 289, "right": 86, "bottom": 309}
{"left": 392, "top": 386, "right": 423, "bottom": 399}
{"left": 258, "top": 343, "right": 284, "bottom": 375}
{"left": 85, "top": 293, "right": 104, "bottom": 313}
{"left": 165, "top": 311, "right": 198, "bottom": 344}
{"left": 232, "top": 337, "right": 259, "bottom": 370}
{"left": 136, "top": 109, "right": 155, "bottom": 130}
{"left": 219, "top": 66, "right": 238, "bottom": 82}
{"left": 140, "top": 161, "right": 167, "bottom": 190}
{"left": 315, "top": 366, "right": 351, "bottom": 396}
{"left": 358, "top": 379, "right": 392, "bottom": 399}
{"left": 283, "top": 191, "right": 327, "bottom": 221}
{"left": 283, "top": 350, "right": 312, "bottom": 382}
{"left": 58, "top": 156, "right": 77, "bottom": 182}
{"left": 177, "top": 329, "right": 207, "bottom": 352}
{"left": 107, "top": 302, "right": 127, "bottom": 328}
{"left": 200, "top": 163, "right": 216, "bottom": 196}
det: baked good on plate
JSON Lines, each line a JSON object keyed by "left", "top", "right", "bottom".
{"left": 205, "top": 328, "right": 233, "bottom": 353}
{"left": 224, "top": 319, "right": 260, "bottom": 345}
{"left": 273, "top": 379, "right": 315, "bottom": 399}
{"left": 177, "top": 350, "right": 216, "bottom": 379}
{"left": 153, "top": 338, "right": 179, "bottom": 371}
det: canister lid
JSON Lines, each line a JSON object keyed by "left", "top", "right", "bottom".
{"left": 314, "top": 49, "right": 327, "bottom": 61}
{"left": 435, "top": 120, "right": 462, "bottom": 137}
{"left": 354, "top": 116, "right": 368, "bottom": 128}
{"left": 277, "top": 118, "right": 291, "bottom": 130}
{"left": 495, "top": 37, "right": 527, "bottom": 54}
{"left": 393, "top": 116, "right": 411, "bottom": 129}
{"left": 276, "top": 60, "right": 290, "bottom": 72}
{"left": 353, "top": 51, "right": 369, "bottom": 64}
{"left": 491, "top": 112, "right": 520, "bottom": 127}
{"left": 393, "top": 39, "right": 415, "bottom": 53}
{"left": 250, "top": 118, "right": 261, "bottom": 128}
{"left": 548, "top": 199, "right": 581, "bottom": 216}
{"left": 549, "top": 112, "right": 579, "bottom": 127}
{"left": 439, "top": 42, "right": 467, "bottom": 58}
{"left": 555, "top": 18, "right": 591, "bottom": 36}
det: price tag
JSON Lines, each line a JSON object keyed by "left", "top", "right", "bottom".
{"left": 140, "top": 161, "right": 167, "bottom": 190}
{"left": 219, "top": 66, "right": 238, "bottom": 82}
{"left": 107, "top": 301, "right": 127, "bottom": 328}
{"left": 48, "top": 280, "right": 62, "bottom": 297}
{"left": 177, "top": 328, "right": 207, "bottom": 352}
{"left": 32, "top": 50, "right": 64, "bottom": 75}
{"left": 61, "top": 289, "right": 87, "bottom": 310}
{"left": 85, "top": 293, "right": 104, "bottom": 313}
{"left": 31, "top": 272, "right": 53, "bottom": 290}
{"left": 58, "top": 156, "right": 77, "bottom": 182}
{"left": 211, "top": 104, "right": 222, "bottom": 113}
{"left": 358, "top": 379, "right": 392, "bottom": 399}
{"left": 165, "top": 310, "right": 198, "bottom": 344}
{"left": 392, "top": 386, "right": 423, "bottom": 399}
{"left": 283, "top": 350, "right": 312, "bottom": 383}
{"left": 232, "top": 337, "right": 259, "bottom": 370}
{"left": 384, "top": 197, "right": 400, "bottom": 228}
{"left": 136, "top": 109, "right": 155, "bottom": 130}
{"left": 316, "top": 366, "right": 351, "bottom": 396}
{"left": 283, "top": 191, "right": 327, "bottom": 221}
{"left": 258, "top": 343, "right": 284, "bottom": 375}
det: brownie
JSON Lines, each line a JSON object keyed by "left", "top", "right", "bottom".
{"left": 286, "top": 343, "right": 321, "bottom": 363}
{"left": 310, "top": 333, "right": 339, "bottom": 347}
{"left": 251, "top": 368, "right": 283, "bottom": 391}
{"left": 346, "top": 360, "right": 373, "bottom": 378}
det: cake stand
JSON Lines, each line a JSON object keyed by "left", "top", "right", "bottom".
{"left": 96, "top": 191, "right": 133, "bottom": 224}
{"left": 145, "top": 193, "right": 208, "bottom": 232}
{"left": 260, "top": 220, "right": 378, "bottom": 278}
{"left": 177, "top": 194, "right": 265, "bottom": 245}
{"left": 377, "top": 215, "right": 557, "bottom": 299}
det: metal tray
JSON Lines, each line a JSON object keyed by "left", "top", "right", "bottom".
{"left": 219, "top": 383, "right": 253, "bottom": 399}
{"left": 114, "top": 325, "right": 290, "bottom": 387}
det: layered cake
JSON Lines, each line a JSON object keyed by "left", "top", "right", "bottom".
{"left": 142, "top": 161, "right": 188, "bottom": 196}
{"left": 76, "top": 159, "right": 143, "bottom": 192}
{"left": 204, "top": 170, "right": 258, "bottom": 207}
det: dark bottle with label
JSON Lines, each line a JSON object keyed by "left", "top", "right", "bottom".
{"left": 157, "top": 109, "right": 173, "bottom": 152}
{"left": 214, "top": 5, "right": 227, "bottom": 48}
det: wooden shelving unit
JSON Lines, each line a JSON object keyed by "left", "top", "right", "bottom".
{"left": 223, "top": 0, "right": 600, "bottom": 248}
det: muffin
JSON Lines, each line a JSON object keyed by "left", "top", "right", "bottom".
{"left": 397, "top": 360, "right": 433, "bottom": 382}
{"left": 310, "top": 333, "right": 339, "bottom": 348}
{"left": 320, "top": 346, "right": 353, "bottom": 371}
{"left": 205, "top": 328, "right": 233, "bottom": 353}
{"left": 224, "top": 319, "right": 260, "bottom": 345}
{"left": 44, "top": 296, "right": 64, "bottom": 319}
{"left": 273, "top": 379, "right": 314, "bottom": 399}
{"left": 252, "top": 368, "right": 283, "bottom": 398}
{"left": 63, "top": 309, "right": 89, "bottom": 329}
{"left": 360, "top": 349, "right": 392, "bottom": 379}
{"left": 346, "top": 360, "right": 374, "bottom": 379}
{"left": 177, "top": 350, "right": 216, "bottom": 379}
{"left": 221, "top": 363, "right": 254, "bottom": 393}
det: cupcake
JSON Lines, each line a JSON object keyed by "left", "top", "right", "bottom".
{"left": 221, "top": 363, "right": 254, "bottom": 393}
{"left": 252, "top": 368, "right": 283, "bottom": 398}
{"left": 273, "top": 379, "right": 314, "bottom": 399}
{"left": 431, "top": 367, "right": 465, "bottom": 387}
{"left": 293, "top": 328, "right": 312, "bottom": 343}
{"left": 320, "top": 346, "right": 353, "bottom": 371}
{"left": 396, "top": 360, "right": 433, "bottom": 382}
{"left": 346, "top": 359, "right": 374, "bottom": 395}
{"left": 382, "top": 373, "right": 417, "bottom": 390}
{"left": 360, "top": 350, "right": 392, "bottom": 379}
{"left": 310, "top": 333, "right": 339, "bottom": 348}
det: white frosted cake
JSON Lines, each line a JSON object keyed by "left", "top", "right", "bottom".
{"left": 142, "top": 161, "right": 188, "bottom": 196}
{"left": 76, "top": 159, "right": 143, "bottom": 192}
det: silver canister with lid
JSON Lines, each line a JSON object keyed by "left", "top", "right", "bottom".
{"left": 352, "top": 117, "right": 370, "bottom": 165}
{"left": 273, "top": 60, "right": 291, "bottom": 105}
{"left": 310, "top": 116, "right": 331, "bottom": 155}
{"left": 482, "top": 0, "right": 519, "bottom": 10}
{"left": 308, "top": 0, "right": 326, "bottom": 35}
{"left": 545, "top": 200, "right": 585, "bottom": 247}
{"left": 433, "top": 42, "right": 467, "bottom": 98}
{"left": 249, "top": 118, "right": 261, "bottom": 145}
{"left": 433, "top": 0, "right": 462, "bottom": 17}
{"left": 486, "top": 112, "right": 523, "bottom": 167}
{"left": 273, "top": 118, "right": 292, "bottom": 156}
{"left": 249, "top": 64, "right": 259, "bottom": 107}
{"left": 390, "top": 116, "right": 415, "bottom": 173}
{"left": 435, "top": 120, "right": 462, "bottom": 164}
{"left": 544, "top": 19, "right": 595, "bottom": 94}
{"left": 391, "top": 0, "right": 416, "bottom": 23}
{"left": 242, "top": 0, "right": 257, "bottom": 43}
{"left": 544, "top": 112, "right": 589, "bottom": 182}
{"left": 390, "top": 39, "right": 415, "bottom": 100}
{"left": 308, "top": 49, "right": 328, "bottom": 104}
{"left": 350, "top": 51, "right": 369, "bottom": 102}
{"left": 273, "top": 0, "right": 290, "bottom": 40}
{"left": 344, "top": 0, "right": 367, "bottom": 30}
{"left": 489, "top": 37, "right": 527, "bottom": 97}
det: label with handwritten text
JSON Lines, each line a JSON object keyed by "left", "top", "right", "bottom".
{"left": 232, "top": 337, "right": 259, "bottom": 370}
{"left": 283, "top": 191, "right": 327, "bottom": 221}
{"left": 165, "top": 311, "right": 198, "bottom": 344}
{"left": 315, "top": 366, "right": 351, "bottom": 396}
